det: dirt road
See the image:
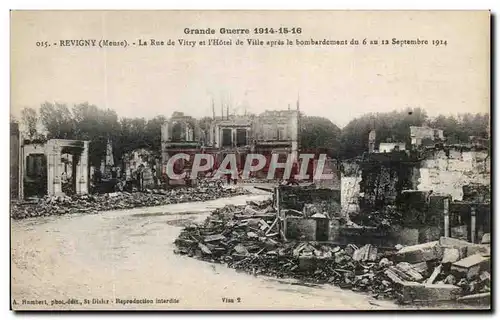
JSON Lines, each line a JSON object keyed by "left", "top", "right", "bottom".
{"left": 11, "top": 191, "right": 399, "bottom": 310}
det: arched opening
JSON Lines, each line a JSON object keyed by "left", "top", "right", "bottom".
{"left": 24, "top": 153, "right": 47, "bottom": 198}
{"left": 60, "top": 152, "right": 78, "bottom": 195}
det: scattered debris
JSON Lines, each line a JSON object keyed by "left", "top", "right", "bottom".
{"left": 411, "top": 262, "right": 428, "bottom": 274}
{"left": 174, "top": 203, "right": 491, "bottom": 306}
{"left": 352, "top": 244, "right": 378, "bottom": 262}
{"left": 395, "top": 262, "right": 424, "bottom": 281}
{"left": 395, "top": 241, "right": 443, "bottom": 263}
{"left": 426, "top": 265, "right": 442, "bottom": 284}
{"left": 10, "top": 185, "right": 249, "bottom": 219}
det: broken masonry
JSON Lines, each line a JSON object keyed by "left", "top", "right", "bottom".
{"left": 173, "top": 184, "right": 491, "bottom": 306}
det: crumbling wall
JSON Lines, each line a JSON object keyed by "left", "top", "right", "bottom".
{"left": 417, "top": 149, "right": 490, "bottom": 201}
{"left": 254, "top": 110, "right": 298, "bottom": 142}
{"left": 277, "top": 185, "right": 340, "bottom": 213}
{"left": 313, "top": 158, "right": 341, "bottom": 190}
{"left": 341, "top": 161, "right": 361, "bottom": 213}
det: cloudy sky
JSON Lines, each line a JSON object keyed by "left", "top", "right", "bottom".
{"left": 11, "top": 11, "right": 489, "bottom": 127}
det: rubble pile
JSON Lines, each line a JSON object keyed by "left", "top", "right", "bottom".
{"left": 10, "top": 185, "right": 249, "bottom": 220}
{"left": 350, "top": 205, "right": 402, "bottom": 228}
{"left": 174, "top": 202, "right": 491, "bottom": 305}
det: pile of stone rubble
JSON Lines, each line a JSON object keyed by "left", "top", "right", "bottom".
{"left": 10, "top": 185, "right": 249, "bottom": 220}
{"left": 174, "top": 201, "right": 491, "bottom": 305}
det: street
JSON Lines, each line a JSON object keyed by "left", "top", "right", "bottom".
{"left": 11, "top": 189, "right": 399, "bottom": 310}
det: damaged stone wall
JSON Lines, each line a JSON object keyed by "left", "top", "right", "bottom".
{"left": 358, "top": 152, "right": 416, "bottom": 211}
{"left": 417, "top": 148, "right": 490, "bottom": 201}
{"left": 313, "top": 158, "right": 341, "bottom": 190}
{"left": 341, "top": 147, "right": 490, "bottom": 213}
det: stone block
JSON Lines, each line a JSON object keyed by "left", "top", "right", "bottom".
{"left": 395, "top": 241, "right": 443, "bottom": 263}
{"left": 439, "top": 236, "right": 471, "bottom": 259}
{"left": 442, "top": 248, "right": 461, "bottom": 264}
{"left": 400, "top": 282, "right": 462, "bottom": 303}
{"left": 481, "top": 233, "right": 490, "bottom": 244}
{"left": 466, "top": 244, "right": 490, "bottom": 257}
{"left": 451, "top": 254, "right": 490, "bottom": 279}
{"left": 439, "top": 236, "right": 472, "bottom": 248}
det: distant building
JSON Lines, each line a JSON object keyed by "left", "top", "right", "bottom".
{"left": 410, "top": 126, "right": 444, "bottom": 146}
{"left": 160, "top": 112, "right": 202, "bottom": 185}
{"left": 123, "top": 148, "right": 161, "bottom": 188}
{"left": 368, "top": 130, "right": 376, "bottom": 153}
{"left": 250, "top": 109, "right": 300, "bottom": 179}
{"left": 208, "top": 114, "right": 253, "bottom": 170}
{"left": 379, "top": 142, "right": 406, "bottom": 153}
{"left": 160, "top": 108, "right": 300, "bottom": 184}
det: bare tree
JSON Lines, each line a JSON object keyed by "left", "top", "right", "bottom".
{"left": 20, "top": 107, "right": 39, "bottom": 140}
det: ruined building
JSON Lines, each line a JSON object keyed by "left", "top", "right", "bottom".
{"left": 160, "top": 108, "right": 300, "bottom": 184}
{"left": 378, "top": 142, "right": 406, "bottom": 153}
{"left": 160, "top": 112, "right": 203, "bottom": 185}
{"left": 17, "top": 139, "right": 90, "bottom": 199}
{"left": 207, "top": 114, "right": 254, "bottom": 170}
{"left": 342, "top": 134, "right": 490, "bottom": 211}
{"left": 410, "top": 126, "right": 444, "bottom": 146}
{"left": 341, "top": 126, "right": 490, "bottom": 244}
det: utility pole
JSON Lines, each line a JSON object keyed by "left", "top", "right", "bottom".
{"left": 244, "top": 90, "right": 249, "bottom": 116}
{"left": 212, "top": 99, "right": 216, "bottom": 119}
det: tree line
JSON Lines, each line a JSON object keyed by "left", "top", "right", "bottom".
{"left": 16, "top": 102, "right": 165, "bottom": 167}
{"left": 12, "top": 103, "right": 490, "bottom": 166}
{"left": 339, "top": 108, "right": 489, "bottom": 159}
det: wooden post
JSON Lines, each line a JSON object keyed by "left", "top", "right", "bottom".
{"left": 275, "top": 186, "right": 280, "bottom": 226}
{"left": 443, "top": 198, "right": 450, "bottom": 237}
{"left": 470, "top": 206, "right": 476, "bottom": 243}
